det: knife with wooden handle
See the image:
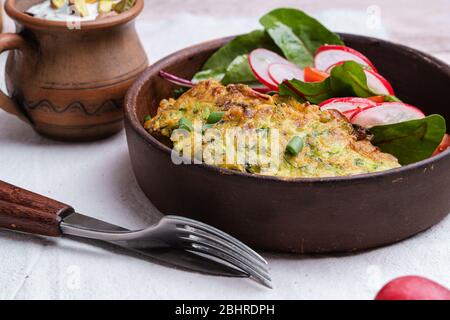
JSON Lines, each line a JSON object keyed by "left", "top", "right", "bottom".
{"left": 0, "top": 180, "right": 248, "bottom": 278}
{"left": 0, "top": 180, "right": 73, "bottom": 236}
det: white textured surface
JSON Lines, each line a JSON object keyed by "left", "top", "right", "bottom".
{"left": 0, "top": 2, "right": 449, "bottom": 300}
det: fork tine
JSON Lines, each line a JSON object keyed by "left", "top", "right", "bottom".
{"left": 166, "top": 216, "right": 267, "bottom": 264}
{"left": 183, "top": 239, "right": 273, "bottom": 289}
{"left": 177, "top": 227, "right": 269, "bottom": 276}
{"left": 182, "top": 233, "right": 270, "bottom": 278}
{"left": 180, "top": 235, "right": 272, "bottom": 288}
{"left": 183, "top": 236, "right": 272, "bottom": 285}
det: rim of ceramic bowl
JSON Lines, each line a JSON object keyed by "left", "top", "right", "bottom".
{"left": 5, "top": 0, "right": 144, "bottom": 31}
{"left": 125, "top": 34, "right": 450, "bottom": 185}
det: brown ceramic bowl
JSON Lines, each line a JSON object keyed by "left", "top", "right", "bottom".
{"left": 124, "top": 34, "right": 450, "bottom": 253}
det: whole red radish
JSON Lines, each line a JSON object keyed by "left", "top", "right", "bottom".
{"left": 375, "top": 276, "right": 450, "bottom": 300}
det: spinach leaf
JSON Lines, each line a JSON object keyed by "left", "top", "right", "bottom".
{"left": 260, "top": 8, "right": 343, "bottom": 68}
{"left": 193, "top": 30, "right": 279, "bottom": 82}
{"left": 193, "top": 8, "right": 342, "bottom": 83}
{"left": 192, "top": 69, "right": 225, "bottom": 82}
{"left": 194, "top": 55, "right": 256, "bottom": 85}
{"left": 329, "top": 61, "right": 376, "bottom": 98}
{"left": 281, "top": 61, "right": 401, "bottom": 104}
{"left": 260, "top": 19, "right": 313, "bottom": 68}
{"left": 370, "top": 115, "right": 446, "bottom": 165}
{"left": 384, "top": 95, "right": 402, "bottom": 102}
{"left": 204, "top": 30, "right": 279, "bottom": 70}
{"left": 278, "top": 82, "right": 306, "bottom": 102}
{"left": 221, "top": 55, "right": 257, "bottom": 84}
{"left": 279, "top": 78, "right": 333, "bottom": 104}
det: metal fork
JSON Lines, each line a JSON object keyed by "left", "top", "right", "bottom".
{"left": 0, "top": 180, "right": 272, "bottom": 288}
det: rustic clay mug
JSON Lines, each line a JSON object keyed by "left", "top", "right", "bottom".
{"left": 0, "top": 0, "right": 148, "bottom": 141}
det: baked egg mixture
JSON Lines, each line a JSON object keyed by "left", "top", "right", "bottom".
{"left": 145, "top": 80, "right": 400, "bottom": 178}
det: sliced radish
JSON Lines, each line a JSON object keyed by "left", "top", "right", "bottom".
{"left": 268, "top": 63, "right": 304, "bottom": 84}
{"left": 365, "top": 69, "right": 395, "bottom": 95}
{"left": 349, "top": 106, "right": 375, "bottom": 121}
{"left": 352, "top": 102, "right": 425, "bottom": 128}
{"left": 319, "top": 97, "right": 376, "bottom": 120}
{"left": 320, "top": 97, "right": 376, "bottom": 109}
{"left": 159, "top": 70, "right": 194, "bottom": 87}
{"left": 325, "top": 61, "right": 345, "bottom": 73}
{"left": 315, "top": 45, "right": 378, "bottom": 72}
{"left": 249, "top": 49, "right": 291, "bottom": 90}
{"left": 343, "top": 108, "right": 370, "bottom": 120}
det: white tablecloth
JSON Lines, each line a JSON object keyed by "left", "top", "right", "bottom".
{"left": 0, "top": 3, "right": 449, "bottom": 300}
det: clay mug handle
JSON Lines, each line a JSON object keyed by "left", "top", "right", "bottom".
{"left": 0, "top": 33, "right": 31, "bottom": 123}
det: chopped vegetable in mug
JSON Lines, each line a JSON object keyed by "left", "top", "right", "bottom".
{"left": 26, "top": 0, "right": 136, "bottom": 21}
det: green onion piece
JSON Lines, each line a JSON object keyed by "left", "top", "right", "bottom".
{"left": 286, "top": 136, "right": 304, "bottom": 155}
{"left": 207, "top": 111, "right": 225, "bottom": 124}
{"left": 144, "top": 115, "right": 152, "bottom": 122}
{"left": 178, "top": 117, "right": 193, "bottom": 132}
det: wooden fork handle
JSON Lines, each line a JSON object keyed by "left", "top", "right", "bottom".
{"left": 0, "top": 180, "right": 74, "bottom": 237}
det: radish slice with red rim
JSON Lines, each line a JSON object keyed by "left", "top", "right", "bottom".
{"left": 314, "top": 45, "right": 378, "bottom": 72}
{"left": 325, "top": 61, "right": 344, "bottom": 73}
{"left": 352, "top": 102, "right": 425, "bottom": 128}
{"left": 364, "top": 69, "right": 395, "bottom": 95}
{"left": 343, "top": 108, "right": 368, "bottom": 120}
{"left": 268, "top": 63, "right": 304, "bottom": 84}
{"left": 348, "top": 106, "right": 376, "bottom": 121}
{"left": 319, "top": 97, "right": 376, "bottom": 119}
{"left": 249, "top": 49, "right": 291, "bottom": 90}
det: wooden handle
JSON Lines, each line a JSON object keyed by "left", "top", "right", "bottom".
{"left": 0, "top": 33, "right": 31, "bottom": 123}
{"left": 0, "top": 180, "right": 74, "bottom": 237}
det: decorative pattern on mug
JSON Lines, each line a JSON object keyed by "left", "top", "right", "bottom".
{"left": 24, "top": 99, "right": 123, "bottom": 116}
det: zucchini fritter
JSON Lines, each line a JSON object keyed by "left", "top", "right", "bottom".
{"left": 146, "top": 80, "right": 400, "bottom": 178}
